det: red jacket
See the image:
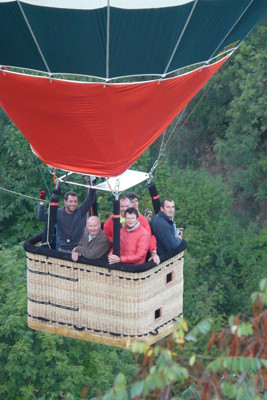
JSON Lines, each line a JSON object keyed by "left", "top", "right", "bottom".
{"left": 120, "top": 223, "right": 150, "bottom": 264}
{"left": 103, "top": 214, "right": 115, "bottom": 242}
{"left": 103, "top": 212, "right": 157, "bottom": 253}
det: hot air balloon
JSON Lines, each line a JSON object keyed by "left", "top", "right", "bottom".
{"left": 0, "top": 0, "right": 266, "bottom": 347}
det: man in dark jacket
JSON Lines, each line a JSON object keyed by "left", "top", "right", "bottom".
{"left": 71, "top": 216, "right": 110, "bottom": 261}
{"left": 37, "top": 189, "right": 95, "bottom": 252}
{"left": 150, "top": 198, "right": 187, "bottom": 256}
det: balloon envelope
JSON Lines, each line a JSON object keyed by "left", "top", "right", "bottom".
{"left": 0, "top": 0, "right": 266, "bottom": 78}
{"left": 0, "top": 0, "right": 266, "bottom": 176}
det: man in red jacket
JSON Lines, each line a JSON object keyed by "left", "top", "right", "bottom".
{"left": 108, "top": 207, "right": 150, "bottom": 265}
{"left": 103, "top": 195, "right": 131, "bottom": 241}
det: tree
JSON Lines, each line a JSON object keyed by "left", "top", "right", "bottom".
{"left": 215, "top": 23, "right": 267, "bottom": 218}
{"left": 0, "top": 246, "right": 137, "bottom": 399}
{"left": 0, "top": 115, "right": 52, "bottom": 245}
{"left": 98, "top": 279, "right": 267, "bottom": 400}
{"left": 166, "top": 22, "right": 267, "bottom": 221}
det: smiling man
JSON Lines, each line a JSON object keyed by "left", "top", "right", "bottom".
{"left": 37, "top": 189, "right": 96, "bottom": 252}
{"left": 108, "top": 207, "right": 150, "bottom": 265}
{"left": 150, "top": 198, "right": 187, "bottom": 256}
{"left": 103, "top": 195, "right": 131, "bottom": 243}
{"left": 71, "top": 216, "right": 110, "bottom": 261}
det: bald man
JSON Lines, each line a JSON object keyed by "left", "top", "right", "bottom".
{"left": 72, "top": 216, "right": 110, "bottom": 261}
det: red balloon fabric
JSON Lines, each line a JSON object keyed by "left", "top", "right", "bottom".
{"left": 0, "top": 56, "right": 227, "bottom": 176}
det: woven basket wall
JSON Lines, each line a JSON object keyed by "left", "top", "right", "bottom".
{"left": 27, "top": 251, "right": 184, "bottom": 348}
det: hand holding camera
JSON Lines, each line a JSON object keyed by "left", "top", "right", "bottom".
{"left": 145, "top": 208, "right": 153, "bottom": 222}
{"left": 176, "top": 227, "right": 184, "bottom": 238}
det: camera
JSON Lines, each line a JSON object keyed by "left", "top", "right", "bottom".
{"left": 145, "top": 208, "right": 152, "bottom": 217}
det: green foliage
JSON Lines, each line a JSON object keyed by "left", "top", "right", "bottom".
{"left": 0, "top": 246, "right": 137, "bottom": 399}
{"left": 208, "top": 356, "right": 264, "bottom": 373}
{"left": 101, "top": 279, "right": 267, "bottom": 400}
{"left": 185, "top": 319, "right": 212, "bottom": 342}
{"left": 158, "top": 168, "right": 266, "bottom": 323}
{"left": 251, "top": 278, "right": 267, "bottom": 306}
{"left": 215, "top": 23, "right": 267, "bottom": 211}
{"left": 101, "top": 344, "right": 189, "bottom": 399}
{"left": 0, "top": 116, "right": 53, "bottom": 245}
{"left": 167, "top": 22, "right": 267, "bottom": 221}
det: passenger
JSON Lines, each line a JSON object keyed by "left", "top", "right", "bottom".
{"left": 37, "top": 189, "right": 96, "bottom": 252}
{"left": 126, "top": 192, "right": 160, "bottom": 265}
{"left": 108, "top": 207, "right": 150, "bottom": 265}
{"left": 71, "top": 216, "right": 110, "bottom": 261}
{"left": 150, "top": 198, "right": 187, "bottom": 256}
{"left": 103, "top": 195, "right": 131, "bottom": 242}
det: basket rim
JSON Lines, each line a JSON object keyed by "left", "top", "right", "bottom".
{"left": 24, "top": 232, "right": 185, "bottom": 273}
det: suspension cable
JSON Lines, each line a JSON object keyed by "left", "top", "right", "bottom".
{"left": 0, "top": 186, "right": 54, "bottom": 249}
{"left": 160, "top": 107, "right": 187, "bottom": 154}
{"left": 34, "top": 155, "right": 51, "bottom": 197}
{"left": 106, "top": 0, "right": 111, "bottom": 83}
{"left": 149, "top": 57, "right": 231, "bottom": 176}
{"left": 203, "top": 0, "right": 255, "bottom": 69}
{"left": 17, "top": 0, "right": 52, "bottom": 76}
{"left": 160, "top": 0, "right": 199, "bottom": 81}
{"left": 149, "top": 107, "right": 187, "bottom": 176}
{"left": 41, "top": 202, "right": 51, "bottom": 248}
{"left": 0, "top": 186, "right": 49, "bottom": 203}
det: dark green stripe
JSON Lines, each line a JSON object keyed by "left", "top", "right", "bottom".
{"left": 0, "top": 0, "right": 266, "bottom": 77}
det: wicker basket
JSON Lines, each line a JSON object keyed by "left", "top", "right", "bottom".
{"left": 26, "top": 243, "right": 184, "bottom": 348}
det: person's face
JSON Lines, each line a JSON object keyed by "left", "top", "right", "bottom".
{"left": 64, "top": 195, "right": 78, "bottom": 213}
{"left": 125, "top": 213, "right": 138, "bottom": 229}
{"left": 161, "top": 200, "right": 175, "bottom": 219}
{"left": 131, "top": 197, "right": 139, "bottom": 210}
{"left": 120, "top": 198, "right": 131, "bottom": 217}
{"left": 87, "top": 218, "right": 100, "bottom": 236}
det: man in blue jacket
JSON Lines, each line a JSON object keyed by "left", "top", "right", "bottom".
{"left": 150, "top": 198, "right": 187, "bottom": 256}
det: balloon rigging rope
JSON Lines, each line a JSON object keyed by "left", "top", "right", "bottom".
{"left": 16, "top": 1, "right": 51, "bottom": 76}
{"left": 0, "top": 185, "right": 51, "bottom": 247}
{"left": 34, "top": 155, "right": 52, "bottom": 197}
{"left": 203, "top": 0, "right": 255, "bottom": 68}
{"left": 149, "top": 0, "right": 252, "bottom": 175}
{"left": 106, "top": 0, "right": 111, "bottom": 81}
{"left": 42, "top": 203, "right": 51, "bottom": 248}
{"left": 150, "top": 58, "right": 230, "bottom": 176}
{"left": 161, "top": 0, "right": 199, "bottom": 79}
{"left": 0, "top": 185, "right": 50, "bottom": 203}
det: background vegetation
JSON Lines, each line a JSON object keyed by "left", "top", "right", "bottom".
{"left": 0, "top": 21, "right": 266, "bottom": 399}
